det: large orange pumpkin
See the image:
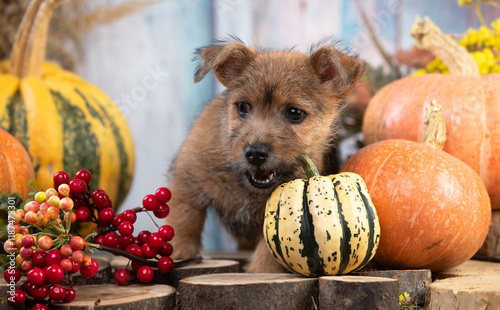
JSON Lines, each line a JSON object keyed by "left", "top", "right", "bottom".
{"left": 362, "top": 17, "right": 500, "bottom": 209}
{"left": 342, "top": 101, "right": 491, "bottom": 271}
{"left": 0, "top": 128, "right": 35, "bottom": 201}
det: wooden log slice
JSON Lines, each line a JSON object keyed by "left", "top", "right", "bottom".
{"left": 354, "top": 268, "right": 431, "bottom": 305}
{"left": 201, "top": 251, "right": 252, "bottom": 271}
{"left": 427, "top": 275, "right": 500, "bottom": 310}
{"left": 163, "top": 259, "right": 240, "bottom": 287}
{"left": 477, "top": 210, "right": 500, "bottom": 258}
{"left": 319, "top": 276, "right": 398, "bottom": 310}
{"left": 178, "top": 273, "right": 318, "bottom": 310}
{"left": 51, "top": 284, "right": 175, "bottom": 310}
{"left": 434, "top": 260, "right": 500, "bottom": 280}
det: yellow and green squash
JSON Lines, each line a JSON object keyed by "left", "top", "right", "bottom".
{"left": 0, "top": 0, "right": 134, "bottom": 208}
{"left": 264, "top": 155, "right": 380, "bottom": 277}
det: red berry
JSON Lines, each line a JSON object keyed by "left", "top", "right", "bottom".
{"left": 75, "top": 169, "right": 92, "bottom": 184}
{"left": 60, "top": 258, "right": 73, "bottom": 272}
{"left": 32, "top": 304, "right": 50, "bottom": 310}
{"left": 142, "top": 194, "right": 159, "bottom": 211}
{"left": 69, "top": 261, "right": 80, "bottom": 274}
{"left": 45, "top": 264, "right": 64, "bottom": 283}
{"left": 131, "top": 260, "right": 143, "bottom": 271}
{"left": 45, "top": 249, "right": 62, "bottom": 265}
{"left": 158, "top": 256, "right": 175, "bottom": 273}
{"left": 158, "top": 242, "right": 174, "bottom": 257}
{"left": 8, "top": 289, "right": 26, "bottom": 306}
{"left": 114, "top": 268, "right": 131, "bottom": 286}
{"left": 3, "top": 267, "right": 21, "bottom": 283}
{"left": 27, "top": 267, "right": 46, "bottom": 286}
{"left": 137, "top": 266, "right": 154, "bottom": 283}
{"left": 99, "top": 208, "right": 115, "bottom": 224}
{"left": 118, "top": 221, "right": 134, "bottom": 236}
{"left": 103, "top": 232, "right": 120, "bottom": 248}
{"left": 121, "top": 209, "right": 137, "bottom": 224}
{"left": 63, "top": 288, "right": 76, "bottom": 303}
{"left": 141, "top": 243, "right": 158, "bottom": 259}
{"left": 138, "top": 230, "right": 151, "bottom": 243}
{"left": 53, "top": 171, "right": 69, "bottom": 188}
{"left": 31, "top": 284, "right": 48, "bottom": 300}
{"left": 32, "top": 250, "right": 46, "bottom": 267}
{"left": 94, "top": 235, "right": 105, "bottom": 245}
{"left": 125, "top": 244, "right": 143, "bottom": 257}
{"left": 69, "top": 178, "right": 87, "bottom": 195}
{"left": 75, "top": 206, "right": 92, "bottom": 222}
{"left": 119, "top": 235, "right": 135, "bottom": 248}
{"left": 49, "top": 285, "right": 66, "bottom": 301}
{"left": 72, "top": 250, "right": 84, "bottom": 264}
{"left": 92, "top": 189, "right": 111, "bottom": 209}
{"left": 21, "top": 234, "right": 36, "bottom": 247}
{"left": 112, "top": 215, "right": 123, "bottom": 229}
{"left": 70, "top": 236, "right": 85, "bottom": 251}
{"left": 20, "top": 246, "right": 34, "bottom": 259}
{"left": 153, "top": 203, "right": 170, "bottom": 218}
{"left": 79, "top": 259, "right": 99, "bottom": 278}
{"left": 158, "top": 225, "right": 175, "bottom": 241}
{"left": 60, "top": 244, "right": 73, "bottom": 257}
{"left": 147, "top": 232, "right": 164, "bottom": 249}
{"left": 155, "top": 187, "right": 172, "bottom": 203}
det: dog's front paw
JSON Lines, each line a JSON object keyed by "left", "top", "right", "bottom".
{"left": 246, "top": 258, "right": 286, "bottom": 273}
{"left": 170, "top": 239, "right": 200, "bottom": 260}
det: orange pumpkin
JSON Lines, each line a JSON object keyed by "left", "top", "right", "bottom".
{"left": 362, "top": 17, "right": 500, "bottom": 209}
{"left": 0, "top": 127, "right": 35, "bottom": 201}
{"left": 341, "top": 101, "right": 491, "bottom": 271}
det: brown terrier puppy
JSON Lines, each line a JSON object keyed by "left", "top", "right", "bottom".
{"left": 167, "top": 39, "right": 365, "bottom": 272}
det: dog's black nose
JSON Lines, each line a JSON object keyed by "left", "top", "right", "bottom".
{"left": 245, "top": 144, "right": 269, "bottom": 166}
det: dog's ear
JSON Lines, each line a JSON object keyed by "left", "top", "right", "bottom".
{"left": 194, "top": 43, "right": 257, "bottom": 86}
{"left": 310, "top": 46, "right": 366, "bottom": 97}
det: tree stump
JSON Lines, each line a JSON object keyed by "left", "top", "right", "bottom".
{"left": 51, "top": 284, "right": 175, "bottom": 309}
{"left": 427, "top": 275, "right": 500, "bottom": 309}
{"left": 177, "top": 273, "right": 318, "bottom": 310}
{"left": 477, "top": 210, "right": 500, "bottom": 258}
{"left": 354, "top": 269, "right": 431, "bottom": 305}
{"left": 319, "top": 276, "right": 398, "bottom": 310}
{"left": 434, "top": 259, "right": 500, "bottom": 280}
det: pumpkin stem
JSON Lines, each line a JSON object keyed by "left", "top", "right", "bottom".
{"left": 423, "top": 99, "right": 447, "bottom": 150}
{"left": 8, "top": 0, "right": 62, "bottom": 78}
{"left": 298, "top": 155, "right": 320, "bottom": 179}
{"left": 410, "top": 16, "right": 480, "bottom": 77}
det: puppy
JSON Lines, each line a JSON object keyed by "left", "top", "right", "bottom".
{"left": 166, "top": 39, "right": 365, "bottom": 273}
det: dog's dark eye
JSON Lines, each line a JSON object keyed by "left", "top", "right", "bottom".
{"left": 284, "top": 107, "right": 306, "bottom": 123}
{"left": 236, "top": 101, "right": 251, "bottom": 117}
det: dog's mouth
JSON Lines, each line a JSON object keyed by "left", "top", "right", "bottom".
{"left": 246, "top": 169, "right": 279, "bottom": 189}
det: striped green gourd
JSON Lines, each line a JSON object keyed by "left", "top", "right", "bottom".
{"left": 264, "top": 155, "right": 380, "bottom": 277}
{"left": 0, "top": 0, "right": 134, "bottom": 210}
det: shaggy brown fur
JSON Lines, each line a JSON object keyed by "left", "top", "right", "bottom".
{"left": 167, "top": 39, "right": 365, "bottom": 272}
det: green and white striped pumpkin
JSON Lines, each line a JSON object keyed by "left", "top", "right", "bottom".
{"left": 264, "top": 155, "right": 380, "bottom": 277}
{"left": 0, "top": 0, "right": 134, "bottom": 209}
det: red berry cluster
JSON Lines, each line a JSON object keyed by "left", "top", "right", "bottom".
{"left": 94, "top": 188, "right": 175, "bottom": 285}
{"left": 4, "top": 168, "right": 176, "bottom": 307}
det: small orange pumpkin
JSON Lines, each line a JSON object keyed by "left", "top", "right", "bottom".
{"left": 362, "top": 17, "right": 500, "bottom": 209}
{"left": 342, "top": 101, "right": 491, "bottom": 271}
{"left": 0, "top": 127, "right": 35, "bottom": 201}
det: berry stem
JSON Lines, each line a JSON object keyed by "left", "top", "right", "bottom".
{"left": 96, "top": 244, "right": 158, "bottom": 267}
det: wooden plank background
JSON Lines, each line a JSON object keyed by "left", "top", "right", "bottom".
{"left": 77, "top": 0, "right": 499, "bottom": 252}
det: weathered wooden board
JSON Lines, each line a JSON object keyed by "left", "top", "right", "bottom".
{"left": 50, "top": 284, "right": 175, "bottom": 310}
{"left": 478, "top": 210, "right": 500, "bottom": 259}
{"left": 177, "top": 273, "right": 318, "bottom": 310}
{"left": 427, "top": 275, "right": 500, "bottom": 310}
{"left": 319, "top": 276, "right": 399, "bottom": 310}
{"left": 354, "top": 268, "right": 431, "bottom": 305}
